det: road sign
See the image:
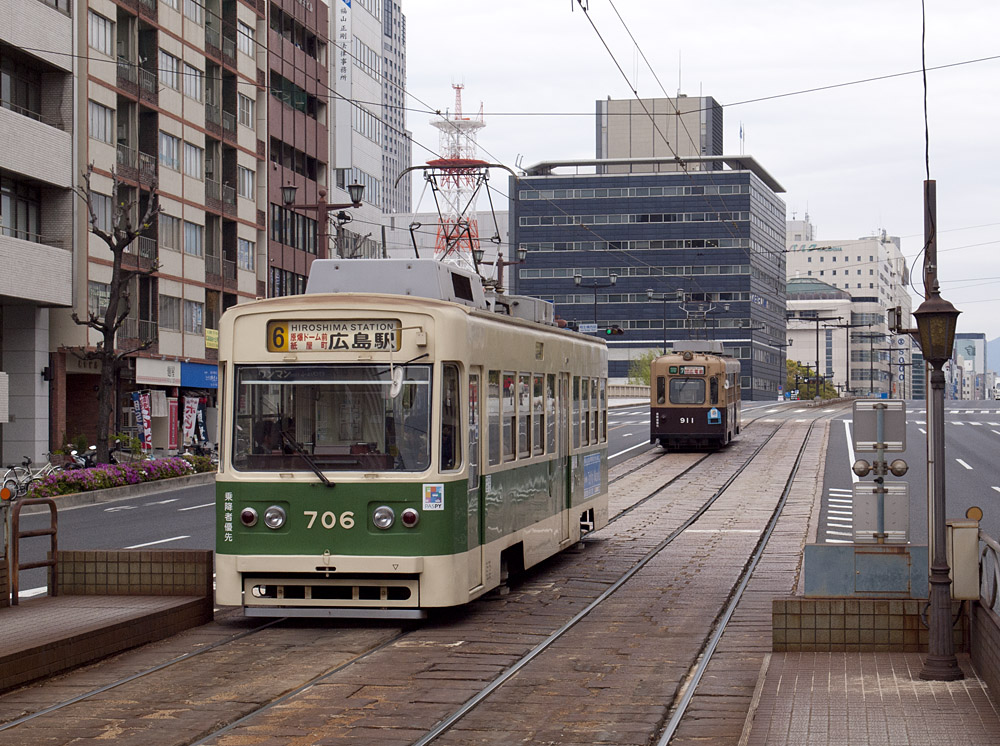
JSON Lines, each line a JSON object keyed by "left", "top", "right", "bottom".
{"left": 852, "top": 399, "right": 906, "bottom": 451}
{"left": 578, "top": 323, "right": 598, "bottom": 333}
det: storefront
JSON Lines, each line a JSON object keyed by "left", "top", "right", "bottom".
{"left": 128, "top": 358, "right": 218, "bottom": 454}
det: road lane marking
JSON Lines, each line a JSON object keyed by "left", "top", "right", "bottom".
{"left": 969, "top": 422, "right": 983, "bottom": 426}
{"left": 956, "top": 459, "right": 973, "bottom": 470}
{"left": 179, "top": 502, "right": 215, "bottom": 511}
{"left": 827, "top": 538, "right": 852, "bottom": 544}
{"left": 992, "top": 430, "right": 1000, "bottom": 436}
{"left": 126, "top": 535, "right": 191, "bottom": 549}
{"left": 146, "top": 498, "right": 179, "bottom": 505}
{"left": 992, "top": 486, "right": 1000, "bottom": 495}
{"left": 827, "top": 530, "right": 852, "bottom": 536}
{"left": 919, "top": 428, "right": 927, "bottom": 434}
{"left": 844, "top": 420, "right": 858, "bottom": 483}
{"left": 610, "top": 441, "right": 650, "bottom": 459}
{"left": 952, "top": 421, "right": 965, "bottom": 426}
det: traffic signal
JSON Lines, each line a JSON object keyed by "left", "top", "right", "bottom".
{"left": 604, "top": 325, "right": 624, "bottom": 336}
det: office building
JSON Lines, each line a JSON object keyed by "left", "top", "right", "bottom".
{"left": 511, "top": 155, "right": 788, "bottom": 400}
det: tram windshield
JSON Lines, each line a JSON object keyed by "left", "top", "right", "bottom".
{"left": 232, "top": 364, "right": 431, "bottom": 472}
{"left": 669, "top": 377, "right": 705, "bottom": 405}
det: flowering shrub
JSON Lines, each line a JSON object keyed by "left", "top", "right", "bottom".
{"left": 26, "top": 457, "right": 197, "bottom": 498}
{"left": 181, "top": 454, "right": 216, "bottom": 474}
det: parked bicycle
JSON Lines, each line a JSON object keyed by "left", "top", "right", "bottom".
{"left": 2, "top": 456, "right": 45, "bottom": 498}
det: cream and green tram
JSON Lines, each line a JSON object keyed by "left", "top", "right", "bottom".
{"left": 215, "top": 259, "right": 609, "bottom": 618}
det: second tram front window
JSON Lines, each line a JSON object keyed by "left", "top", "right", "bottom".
{"left": 232, "top": 364, "right": 431, "bottom": 472}
{"left": 669, "top": 378, "right": 706, "bottom": 405}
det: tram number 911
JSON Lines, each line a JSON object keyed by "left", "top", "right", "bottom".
{"left": 679, "top": 417, "right": 695, "bottom": 424}
{"left": 304, "top": 510, "right": 356, "bottom": 530}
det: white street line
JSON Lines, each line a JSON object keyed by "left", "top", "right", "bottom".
{"left": 965, "top": 410, "right": 976, "bottom": 414}
{"left": 969, "top": 422, "right": 983, "bottom": 427}
{"left": 919, "top": 428, "right": 927, "bottom": 434}
{"left": 953, "top": 421, "right": 965, "bottom": 426}
{"left": 765, "top": 409, "right": 780, "bottom": 413}
{"left": 179, "top": 502, "right": 215, "bottom": 512}
{"left": 845, "top": 420, "right": 858, "bottom": 484}
{"left": 610, "top": 441, "right": 650, "bottom": 459}
{"left": 19, "top": 586, "right": 47, "bottom": 598}
{"left": 794, "top": 409, "right": 807, "bottom": 413}
{"left": 126, "top": 535, "right": 191, "bottom": 549}
{"left": 827, "top": 538, "right": 852, "bottom": 544}
{"left": 989, "top": 422, "right": 1000, "bottom": 426}
{"left": 915, "top": 420, "right": 926, "bottom": 425}
{"left": 827, "top": 522, "right": 853, "bottom": 529}
{"left": 829, "top": 510, "right": 853, "bottom": 516}
{"left": 956, "top": 459, "right": 973, "bottom": 470}
{"left": 827, "top": 530, "right": 853, "bottom": 537}
{"left": 992, "top": 430, "right": 1000, "bottom": 436}
{"left": 992, "top": 486, "right": 1000, "bottom": 494}
{"left": 146, "top": 498, "right": 179, "bottom": 505}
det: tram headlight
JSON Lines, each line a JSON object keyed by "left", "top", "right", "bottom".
{"left": 240, "top": 507, "right": 259, "bottom": 527}
{"left": 401, "top": 508, "right": 420, "bottom": 528}
{"left": 373, "top": 505, "right": 395, "bottom": 530}
{"left": 263, "top": 505, "right": 287, "bottom": 529}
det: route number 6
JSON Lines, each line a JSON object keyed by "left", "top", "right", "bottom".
{"left": 303, "top": 510, "right": 356, "bottom": 530}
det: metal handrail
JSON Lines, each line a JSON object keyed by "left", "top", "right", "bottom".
{"left": 980, "top": 532, "right": 1000, "bottom": 612}
{"left": 10, "top": 498, "right": 59, "bottom": 604}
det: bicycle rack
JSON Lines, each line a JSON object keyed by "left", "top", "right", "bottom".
{"left": 10, "top": 498, "right": 58, "bottom": 605}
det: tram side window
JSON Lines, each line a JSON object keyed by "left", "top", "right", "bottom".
{"left": 518, "top": 372, "right": 530, "bottom": 458}
{"left": 532, "top": 374, "right": 544, "bottom": 456}
{"left": 440, "top": 363, "right": 461, "bottom": 471}
{"left": 546, "top": 373, "right": 556, "bottom": 453}
{"left": 710, "top": 376, "right": 719, "bottom": 405}
{"left": 656, "top": 376, "right": 666, "bottom": 405}
{"left": 591, "top": 377, "right": 599, "bottom": 444}
{"left": 572, "top": 376, "right": 581, "bottom": 449}
{"left": 488, "top": 370, "right": 501, "bottom": 466}
{"left": 600, "top": 377, "right": 607, "bottom": 442}
{"left": 502, "top": 371, "right": 516, "bottom": 462}
{"left": 581, "top": 377, "right": 590, "bottom": 446}
{"left": 669, "top": 378, "right": 705, "bottom": 405}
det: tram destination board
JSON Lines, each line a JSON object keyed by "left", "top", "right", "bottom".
{"left": 267, "top": 319, "right": 401, "bottom": 353}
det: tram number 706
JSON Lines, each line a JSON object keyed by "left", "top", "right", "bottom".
{"left": 304, "top": 510, "right": 356, "bottom": 530}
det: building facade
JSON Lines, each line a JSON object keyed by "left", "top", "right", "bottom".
{"left": 952, "top": 332, "right": 987, "bottom": 400}
{"left": 381, "top": 0, "right": 409, "bottom": 214}
{"left": 510, "top": 156, "right": 787, "bottom": 400}
{"left": 785, "top": 279, "right": 852, "bottom": 396}
{"left": 0, "top": 0, "right": 76, "bottom": 464}
{"left": 786, "top": 227, "right": 913, "bottom": 398}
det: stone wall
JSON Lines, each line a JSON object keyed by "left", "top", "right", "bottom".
{"left": 57, "top": 549, "right": 213, "bottom": 597}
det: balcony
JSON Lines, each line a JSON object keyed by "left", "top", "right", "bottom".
{"left": 138, "top": 68, "right": 158, "bottom": 106}
{"left": 116, "top": 143, "right": 138, "bottom": 181}
{"left": 116, "top": 317, "right": 158, "bottom": 352}
{"left": 222, "top": 184, "right": 237, "bottom": 216}
{"left": 221, "top": 35, "right": 237, "bottom": 68}
{"left": 205, "top": 102, "right": 222, "bottom": 136}
{"left": 205, "top": 254, "right": 222, "bottom": 286}
{"left": 137, "top": 0, "right": 157, "bottom": 21}
{"left": 223, "top": 259, "right": 237, "bottom": 286}
{"left": 137, "top": 151, "right": 157, "bottom": 184}
{"left": 123, "top": 235, "right": 157, "bottom": 272}
{"left": 117, "top": 57, "right": 139, "bottom": 97}
{"left": 205, "top": 179, "right": 223, "bottom": 213}
{"left": 222, "top": 110, "right": 237, "bottom": 140}
{"left": 205, "top": 25, "right": 222, "bottom": 61}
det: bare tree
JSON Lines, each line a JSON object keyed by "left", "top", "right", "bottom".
{"left": 71, "top": 166, "right": 161, "bottom": 465}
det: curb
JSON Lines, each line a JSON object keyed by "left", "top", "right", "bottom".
{"left": 19, "top": 472, "right": 217, "bottom": 514}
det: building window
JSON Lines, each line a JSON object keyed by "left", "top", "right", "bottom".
{"left": 237, "top": 93, "right": 255, "bottom": 127}
{"left": 183, "top": 142, "right": 203, "bottom": 179}
{"left": 159, "top": 131, "right": 180, "bottom": 171}
{"left": 238, "top": 238, "right": 255, "bottom": 270}
{"left": 183, "top": 0, "right": 203, "bottom": 25}
{"left": 160, "top": 214, "right": 181, "bottom": 251}
{"left": 237, "top": 21, "right": 256, "bottom": 56}
{"left": 88, "top": 11, "right": 114, "bottom": 56}
{"left": 184, "top": 300, "right": 204, "bottom": 334}
{"left": 0, "top": 53, "right": 41, "bottom": 120}
{"left": 160, "top": 295, "right": 181, "bottom": 331}
{"left": 88, "top": 101, "right": 114, "bottom": 144}
{"left": 182, "top": 63, "right": 203, "bottom": 100}
{"left": 0, "top": 176, "right": 41, "bottom": 242}
{"left": 183, "top": 220, "right": 204, "bottom": 256}
{"left": 237, "top": 165, "right": 254, "bottom": 198}
{"left": 158, "top": 51, "right": 180, "bottom": 90}
{"left": 91, "top": 193, "right": 112, "bottom": 233}
{"left": 88, "top": 281, "right": 110, "bottom": 318}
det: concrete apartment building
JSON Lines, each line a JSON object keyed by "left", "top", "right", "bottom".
{"left": 786, "top": 219, "right": 913, "bottom": 398}
{"left": 952, "top": 332, "right": 987, "bottom": 400}
{"left": 0, "top": 0, "right": 76, "bottom": 465}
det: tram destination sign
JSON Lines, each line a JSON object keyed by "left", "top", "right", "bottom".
{"left": 267, "top": 319, "right": 401, "bottom": 353}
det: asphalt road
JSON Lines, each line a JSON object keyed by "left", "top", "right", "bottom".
{"left": 819, "top": 399, "right": 1000, "bottom": 545}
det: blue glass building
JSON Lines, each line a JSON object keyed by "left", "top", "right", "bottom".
{"left": 509, "top": 156, "right": 787, "bottom": 400}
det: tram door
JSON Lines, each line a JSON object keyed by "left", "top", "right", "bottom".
{"left": 558, "top": 372, "right": 571, "bottom": 543}
{"left": 467, "top": 372, "right": 483, "bottom": 591}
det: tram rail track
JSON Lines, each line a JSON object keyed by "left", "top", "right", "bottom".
{"left": 0, "top": 405, "right": 842, "bottom": 745}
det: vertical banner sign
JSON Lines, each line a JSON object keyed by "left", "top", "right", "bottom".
{"left": 168, "top": 397, "right": 178, "bottom": 451}
{"left": 183, "top": 397, "right": 199, "bottom": 443}
{"left": 131, "top": 393, "right": 145, "bottom": 449}
{"left": 333, "top": 0, "right": 353, "bottom": 168}
{"left": 138, "top": 393, "right": 153, "bottom": 451}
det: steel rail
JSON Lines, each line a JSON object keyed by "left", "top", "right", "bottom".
{"left": 409, "top": 419, "right": 789, "bottom": 746}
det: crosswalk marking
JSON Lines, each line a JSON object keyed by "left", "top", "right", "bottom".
{"left": 827, "top": 529, "right": 853, "bottom": 537}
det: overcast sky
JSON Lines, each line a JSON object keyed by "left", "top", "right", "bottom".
{"left": 401, "top": 0, "right": 1000, "bottom": 342}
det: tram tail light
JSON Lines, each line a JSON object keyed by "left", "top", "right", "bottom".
{"left": 240, "top": 507, "right": 259, "bottom": 527}
{"left": 401, "top": 508, "right": 420, "bottom": 528}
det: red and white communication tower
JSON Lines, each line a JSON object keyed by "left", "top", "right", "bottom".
{"left": 426, "top": 84, "right": 489, "bottom": 270}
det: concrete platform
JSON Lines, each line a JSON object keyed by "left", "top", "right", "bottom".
{"left": 0, "top": 594, "right": 212, "bottom": 693}
{"left": 745, "top": 652, "right": 1000, "bottom": 745}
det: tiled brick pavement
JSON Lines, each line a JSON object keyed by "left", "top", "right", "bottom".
{"left": 746, "top": 652, "right": 1000, "bottom": 745}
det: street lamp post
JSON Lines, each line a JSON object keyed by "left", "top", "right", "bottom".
{"left": 281, "top": 183, "right": 364, "bottom": 258}
{"left": 473, "top": 246, "right": 527, "bottom": 293}
{"left": 647, "top": 288, "right": 684, "bottom": 354}
{"left": 575, "top": 273, "right": 618, "bottom": 326}
{"left": 916, "top": 179, "right": 964, "bottom": 682}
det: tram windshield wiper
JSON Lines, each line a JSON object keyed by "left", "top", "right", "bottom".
{"left": 278, "top": 429, "right": 335, "bottom": 488}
